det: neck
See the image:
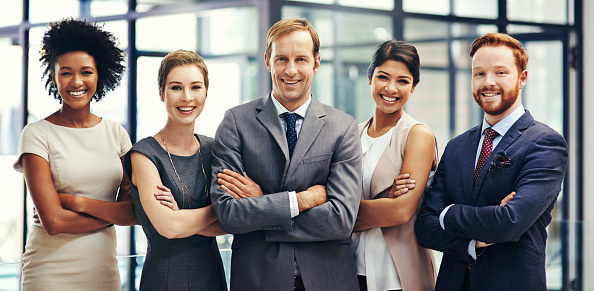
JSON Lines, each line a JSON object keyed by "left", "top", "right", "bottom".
{"left": 158, "top": 121, "right": 198, "bottom": 155}
{"left": 51, "top": 104, "right": 97, "bottom": 128}
{"left": 368, "top": 108, "right": 403, "bottom": 137}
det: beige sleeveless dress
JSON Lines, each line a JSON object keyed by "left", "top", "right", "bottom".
{"left": 14, "top": 118, "right": 131, "bottom": 291}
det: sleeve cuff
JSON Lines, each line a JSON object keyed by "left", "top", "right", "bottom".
{"left": 468, "top": 239, "right": 477, "bottom": 260}
{"left": 289, "top": 191, "right": 299, "bottom": 218}
{"left": 439, "top": 204, "right": 455, "bottom": 230}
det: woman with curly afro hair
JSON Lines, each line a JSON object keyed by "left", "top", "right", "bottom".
{"left": 13, "top": 19, "right": 137, "bottom": 290}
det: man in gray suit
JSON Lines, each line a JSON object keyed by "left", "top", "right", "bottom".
{"left": 210, "top": 18, "right": 362, "bottom": 291}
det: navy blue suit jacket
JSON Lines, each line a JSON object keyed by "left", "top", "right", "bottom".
{"left": 415, "top": 110, "right": 568, "bottom": 291}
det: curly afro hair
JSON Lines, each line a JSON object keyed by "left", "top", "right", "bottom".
{"left": 40, "top": 18, "right": 126, "bottom": 103}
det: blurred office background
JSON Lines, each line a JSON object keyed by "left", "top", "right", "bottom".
{"left": 0, "top": 0, "right": 592, "bottom": 290}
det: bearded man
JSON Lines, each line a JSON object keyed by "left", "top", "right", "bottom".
{"left": 414, "top": 33, "right": 568, "bottom": 291}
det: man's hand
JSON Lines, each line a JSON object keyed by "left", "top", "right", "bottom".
{"left": 154, "top": 185, "right": 179, "bottom": 211}
{"left": 475, "top": 192, "right": 516, "bottom": 249}
{"left": 500, "top": 191, "right": 516, "bottom": 206}
{"left": 476, "top": 241, "right": 493, "bottom": 248}
{"left": 217, "top": 169, "right": 263, "bottom": 199}
{"left": 388, "top": 173, "right": 416, "bottom": 198}
{"left": 296, "top": 185, "right": 327, "bottom": 212}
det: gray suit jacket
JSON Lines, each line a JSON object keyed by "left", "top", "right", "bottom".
{"left": 210, "top": 94, "right": 362, "bottom": 291}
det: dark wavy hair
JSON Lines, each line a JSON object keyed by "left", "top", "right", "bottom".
{"left": 40, "top": 18, "right": 126, "bottom": 103}
{"left": 368, "top": 40, "right": 420, "bottom": 87}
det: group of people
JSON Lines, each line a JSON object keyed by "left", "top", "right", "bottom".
{"left": 13, "top": 16, "right": 568, "bottom": 291}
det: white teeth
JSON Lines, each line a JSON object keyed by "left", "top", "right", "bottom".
{"left": 483, "top": 92, "right": 499, "bottom": 97}
{"left": 178, "top": 107, "right": 194, "bottom": 112}
{"left": 284, "top": 80, "right": 299, "bottom": 84}
{"left": 381, "top": 95, "right": 398, "bottom": 102}
{"left": 68, "top": 90, "right": 86, "bottom": 96}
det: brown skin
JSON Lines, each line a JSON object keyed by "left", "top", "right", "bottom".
{"left": 25, "top": 52, "right": 138, "bottom": 235}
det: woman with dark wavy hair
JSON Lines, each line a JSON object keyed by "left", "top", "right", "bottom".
{"left": 13, "top": 19, "right": 136, "bottom": 290}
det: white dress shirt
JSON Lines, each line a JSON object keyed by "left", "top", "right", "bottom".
{"left": 352, "top": 124, "right": 402, "bottom": 291}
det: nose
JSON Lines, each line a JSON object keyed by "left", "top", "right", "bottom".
{"left": 484, "top": 73, "right": 496, "bottom": 86}
{"left": 385, "top": 81, "right": 398, "bottom": 93}
{"left": 72, "top": 74, "right": 83, "bottom": 87}
{"left": 181, "top": 89, "right": 193, "bottom": 102}
{"left": 285, "top": 60, "right": 297, "bottom": 75}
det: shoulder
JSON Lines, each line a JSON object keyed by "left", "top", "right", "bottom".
{"left": 197, "top": 134, "right": 214, "bottom": 150}
{"left": 131, "top": 137, "right": 159, "bottom": 155}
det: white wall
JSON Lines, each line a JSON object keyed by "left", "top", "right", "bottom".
{"left": 583, "top": 0, "right": 594, "bottom": 289}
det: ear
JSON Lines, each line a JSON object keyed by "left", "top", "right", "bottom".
{"left": 313, "top": 54, "right": 321, "bottom": 75}
{"left": 51, "top": 73, "right": 56, "bottom": 85}
{"left": 159, "top": 91, "right": 164, "bottom": 102}
{"left": 264, "top": 53, "right": 271, "bottom": 72}
{"left": 411, "top": 83, "right": 418, "bottom": 93}
{"left": 518, "top": 70, "right": 528, "bottom": 90}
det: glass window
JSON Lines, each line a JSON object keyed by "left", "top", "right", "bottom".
{"left": 91, "top": 0, "right": 128, "bottom": 17}
{"left": 282, "top": 6, "right": 335, "bottom": 47}
{"left": 337, "top": 12, "right": 392, "bottom": 45}
{"left": 204, "top": 8, "right": 258, "bottom": 55}
{"left": 136, "top": 14, "right": 198, "bottom": 52}
{"left": 93, "top": 21, "right": 129, "bottom": 126}
{"left": 453, "top": 0, "right": 497, "bottom": 19}
{"left": 523, "top": 41, "right": 563, "bottom": 134}
{"left": 403, "top": 0, "right": 450, "bottom": 15}
{"left": 404, "top": 19, "right": 449, "bottom": 41}
{"left": 0, "top": 1, "right": 22, "bottom": 27}
{"left": 29, "top": 0, "right": 79, "bottom": 24}
{"left": 405, "top": 70, "right": 450, "bottom": 156}
{"left": 287, "top": 0, "right": 334, "bottom": 4}
{"left": 136, "top": 56, "right": 165, "bottom": 140}
{"left": 507, "top": 0, "right": 567, "bottom": 24}
{"left": 28, "top": 27, "right": 61, "bottom": 124}
{"left": 0, "top": 44, "right": 25, "bottom": 290}
{"left": 338, "top": 0, "right": 394, "bottom": 11}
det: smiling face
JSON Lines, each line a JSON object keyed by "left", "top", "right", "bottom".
{"left": 472, "top": 45, "right": 527, "bottom": 122}
{"left": 161, "top": 64, "right": 207, "bottom": 126}
{"left": 265, "top": 30, "right": 320, "bottom": 111}
{"left": 52, "top": 51, "right": 98, "bottom": 110}
{"left": 369, "top": 59, "right": 416, "bottom": 116}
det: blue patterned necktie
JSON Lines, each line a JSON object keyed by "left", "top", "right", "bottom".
{"left": 281, "top": 112, "right": 298, "bottom": 157}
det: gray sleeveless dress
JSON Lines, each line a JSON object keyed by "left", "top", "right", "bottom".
{"left": 124, "top": 134, "right": 227, "bottom": 291}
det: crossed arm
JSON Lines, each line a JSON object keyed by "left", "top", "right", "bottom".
{"left": 210, "top": 111, "right": 362, "bottom": 241}
{"left": 353, "top": 124, "right": 436, "bottom": 232}
{"left": 22, "top": 154, "right": 138, "bottom": 235}
{"left": 415, "top": 132, "right": 567, "bottom": 259}
{"left": 128, "top": 151, "right": 225, "bottom": 239}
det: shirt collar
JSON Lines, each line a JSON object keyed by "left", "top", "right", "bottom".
{"left": 481, "top": 104, "right": 525, "bottom": 137}
{"left": 271, "top": 94, "right": 312, "bottom": 118}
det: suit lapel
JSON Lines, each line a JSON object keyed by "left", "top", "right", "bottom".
{"left": 471, "top": 111, "right": 533, "bottom": 202}
{"left": 285, "top": 97, "right": 326, "bottom": 183}
{"left": 256, "top": 94, "right": 290, "bottom": 164}
{"left": 462, "top": 126, "right": 481, "bottom": 204}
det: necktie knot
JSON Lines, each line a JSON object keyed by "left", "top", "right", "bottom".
{"left": 281, "top": 113, "right": 298, "bottom": 157}
{"left": 484, "top": 127, "right": 498, "bottom": 141}
{"left": 474, "top": 128, "right": 499, "bottom": 183}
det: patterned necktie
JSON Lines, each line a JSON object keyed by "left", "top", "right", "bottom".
{"left": 281, "top": 113, "right": 298, "bottom": 157}
{"left": 474, "top": 128, "right": 498, "bottom": 183}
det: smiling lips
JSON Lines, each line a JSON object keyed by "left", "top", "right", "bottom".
{"left": 481, "top": 91, "right": 501, "bottom": 98}
{"left": 68, "top": 90, "right": 87, "bottom": 97}
{"left": 283, "top": 79, "right": 300, "bottom": 85}
{"left": 381, "top": 94, "right": 400, "bottom": 102}
{"left": 177, "top": 106, "right": 195, "bottom": 113}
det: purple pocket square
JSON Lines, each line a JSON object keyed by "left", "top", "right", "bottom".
{"left": 489, "top": 151, "right": 512, "bottom": 171}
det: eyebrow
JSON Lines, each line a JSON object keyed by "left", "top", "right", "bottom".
{"left": 58, "top": 66, "right": 96, "bottom": 71}
{"left": 167, "top": 80, "right": 204, "bottom": 85}
{"left": 377, "top": 70, "right": 412, "bottom": 79}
